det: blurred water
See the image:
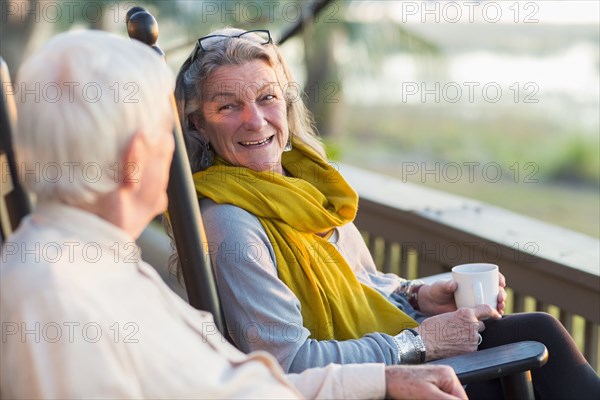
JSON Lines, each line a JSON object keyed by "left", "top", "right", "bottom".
{"left": 344, "top": 43, "right": 599, "bottom": 134}
{"left": 341, "top": 1, "right": 599, "bottom": 136}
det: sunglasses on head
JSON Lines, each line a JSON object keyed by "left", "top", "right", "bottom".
{"left": 189, "top": 30, "right": 272, "bottom": 63}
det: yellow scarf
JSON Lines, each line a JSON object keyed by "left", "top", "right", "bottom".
{"left": 193, "top": 142, "right": 417, "bottom": 340}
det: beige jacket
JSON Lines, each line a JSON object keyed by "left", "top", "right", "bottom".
{"left": 0, "top": 203, "right": 385, "bottom": 399}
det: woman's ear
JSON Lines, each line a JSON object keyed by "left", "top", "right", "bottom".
{"left": 189, "top": 113, "right": 205, "bottom": 134}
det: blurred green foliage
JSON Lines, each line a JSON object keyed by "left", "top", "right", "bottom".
{"left": 4, "top": 0, "right": 597, "bottom": 237}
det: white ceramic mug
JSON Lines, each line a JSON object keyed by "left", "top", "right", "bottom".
{"left": 452, "top": 263, "right": 499, "bottom": 309}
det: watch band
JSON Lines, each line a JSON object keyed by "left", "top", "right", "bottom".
{"left": 408, "top": 284, "right": 424, "bottom": 310}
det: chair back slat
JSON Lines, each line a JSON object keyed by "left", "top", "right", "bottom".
{"left": 1, "top": 57, "right": 32, "bottom": 242}
{"left": 125, "top": 9, "right": 225, "bottom": 332}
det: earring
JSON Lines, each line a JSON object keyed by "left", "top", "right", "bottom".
{"left": 283, "top": 135, "right": 292, "bottom": 152}
{"left": 199, "top": 138, "right": 214, "bottom": 169}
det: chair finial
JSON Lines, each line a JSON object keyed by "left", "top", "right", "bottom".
{"left": 126, "top": 7, "right": 164, "bottom": 57}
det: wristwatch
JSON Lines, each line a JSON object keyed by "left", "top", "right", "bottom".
{"left": 392, "top": 329, "right": 427, "bottom": 364}
{"left": 396, "top": 279, "right": 425, "bottom": 310}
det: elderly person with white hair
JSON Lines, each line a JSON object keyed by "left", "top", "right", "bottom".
{"left": 0, "top": 30, "right": 467, "bottom": 399}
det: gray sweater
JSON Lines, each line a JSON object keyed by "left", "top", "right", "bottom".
{"left": 200, "top": 198, "right": 426, "bottom": 373}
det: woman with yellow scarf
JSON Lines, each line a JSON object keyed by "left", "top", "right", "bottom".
{"left": 173, "top": 28, "right": 600, "bottom": 399}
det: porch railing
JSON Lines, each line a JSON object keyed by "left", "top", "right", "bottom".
{"left": 339, "top": 163, "right": 600, "bottom": 372}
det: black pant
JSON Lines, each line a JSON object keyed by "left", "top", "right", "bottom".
{"left": 466, "top": 313, "right": 600, "bottom": 400}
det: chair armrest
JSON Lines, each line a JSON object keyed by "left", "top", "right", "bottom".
{"left": 429, "top": 341, "right": 548, "bottom": 384}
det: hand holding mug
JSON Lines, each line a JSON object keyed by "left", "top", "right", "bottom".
{"left": 452, "top": 263, "right": 506, "bottom": 314}
{"left": 416, "top": 269, "right": 506, "bottom": 315}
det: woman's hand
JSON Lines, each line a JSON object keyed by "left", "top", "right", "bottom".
{"left": 417, "top": 273, "right": 507, "bottom": 316}
{"left": 417, "top": 280, "right": 458, "bottom": 315}
{"left": 415, "top": 304, "right": 501, "bottom": 361}
{"left": 496, "top": 273, "right": 507, "bottom": 314}
{"left": 385, "top": 364, "right": 467, "bottom": 400}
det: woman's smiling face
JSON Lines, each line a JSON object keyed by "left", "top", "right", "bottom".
{"left": 195, "top": 59, "right": 289, "bottom": 175}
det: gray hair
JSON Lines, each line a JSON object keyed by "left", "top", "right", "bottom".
{"left": 174, "top": 27, "right": 326, "bottom": 173}
{"left": 15, "top": 30, "right": 174, "bottom": 206}
{"left": 168, "top": 28, "right": 326, "bottom": 282}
